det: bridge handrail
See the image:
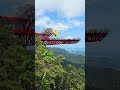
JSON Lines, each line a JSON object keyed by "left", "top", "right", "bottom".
{"left": 50, "top": 38, "right": 80, "bottom": 40}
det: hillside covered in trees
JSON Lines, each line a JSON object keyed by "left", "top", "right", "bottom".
{"left": 0, "top": 19, "right": 85, "bottom": 90}
{"left": 0, "top": 19, "right": 35, "bottom": 89}
{"left": 49, "top": 47, "right": 85, "bottom": 69}
{"left": 35, "top": 38, "right": 85, "bottom": 90}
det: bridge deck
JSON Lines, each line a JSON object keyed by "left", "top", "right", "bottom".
{"left": 41, "top": 39, "right": 80, "bottom": 45}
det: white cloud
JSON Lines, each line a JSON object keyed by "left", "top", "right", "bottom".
{"left": 35, "top": 10, "right": 44, "bottom": 17}
{"left": 61, "top": 0, "right": 85, "bottom": 18}
{"left": 46, "top": 22, "right": 69, "bottom": 30}
{"left": 35, "top": 0, "right": 85, "bottom": 31}
{"left": 35, "top": 16, "right": 84, "bottom": 30}
{"left": 65, "top": 36, "right": 74, "bottom": 39}
{"left": 35, "top": 0, "right": 85, "bottom": 18}
{"left": 69, "top": 20, "right": 84, "bottom": 27}
{"left": 45, "top": 20, "right": 84, "bottom": 30}
{"left": 35, "top": 16, "right": 51, "bottom": 26}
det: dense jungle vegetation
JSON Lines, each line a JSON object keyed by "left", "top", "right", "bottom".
{"left": 0, "top": 19, "right": 85, "bottom": 90}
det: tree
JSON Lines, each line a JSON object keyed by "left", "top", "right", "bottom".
{"left": 0, "top": 19, "right": 35, "bottom": 89}
{"left": 35, "top": 37, "right": 65, "bottom": 90}
{"left": 35, "top": 37, "right": 85, "bottom": 90}
{"left": 62, "top": 64, "right": 85, "bottom": 90}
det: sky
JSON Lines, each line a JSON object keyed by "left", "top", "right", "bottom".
{"left": 35, "top": 0, "right": 85, "bottom": 49}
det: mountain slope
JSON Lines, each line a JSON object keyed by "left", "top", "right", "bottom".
{"left": 48, "top": 47, "right": 85, "bottom": 68}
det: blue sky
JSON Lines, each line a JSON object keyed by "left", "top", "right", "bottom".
{"left": 35, "top": 0, "right": 85, "bottom": 49}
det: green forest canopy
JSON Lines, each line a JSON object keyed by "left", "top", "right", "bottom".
{"left": 0, "top": 19, "right": 85, "bottom": 90}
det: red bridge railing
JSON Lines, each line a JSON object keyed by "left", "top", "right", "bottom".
{"left": 11, "top": 30, "right": 80, "bottom": 46}
{"left": 42, "top": 39, "right": 80, "bottom": 45}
